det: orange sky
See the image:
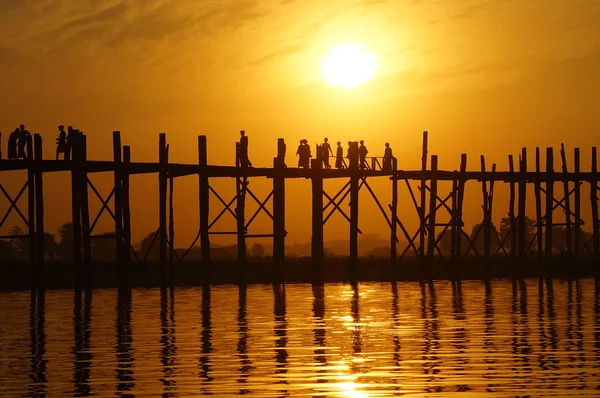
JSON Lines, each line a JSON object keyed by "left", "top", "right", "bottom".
{"left": 1, "top": 0, "right": 599, "bottom": 249}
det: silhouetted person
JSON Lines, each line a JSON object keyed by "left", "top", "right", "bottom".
{"left": 8, "top": 129, "right": 18, "bottom": 160}
{"left": 277, "top": 138, "right": 287, "bottom": 167}
{"left": 17, "top": 124, "right": 30, "bottom": 159}
{"left": 335, "top": 141, "right": 344, "bottom": 169}
{"left": 296, "top": 139, "right": 311, "bottom": 168}
{"left": 56, "top": 125, "right": 67, "bottom": 160}
{"left": 321, "top": 138, "right": 333, "bottom": 169}
{"left": 65, "top": 126, "right": 74, "bottom": 160}
{"left": 383, "top": 142, "right": 395, "bottom": 172}
{"left": 358, "top": 140, "right": 368, "bottom": 169}
{"left": 239, "top": 130, "right": 252, "bottom": 167}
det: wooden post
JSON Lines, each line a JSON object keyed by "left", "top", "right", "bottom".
{"left": 508, "top": 155, "right": 516, "bottom": 257}
{"left": 27, "top": 134, "right": 35, "bottom": 266}
{"left": 545, "top": 147, "right": 554, "bottom": 260}
{"left": 236, "top": 167, "right": 247, "bottom": 275}
{"left": 426, "top": 155, "right": 438, "bottom": 261}
{"left": 573, "top": 148, "right": 581, "bottom": 257}
{"left": 198, "top": 136, "right": 210, "bottom": 279}
{"left": 534, "top": 148, "right": 543, "bottom": 260}
{"left": 349, "top": 141, "right": 359, "bottom": 284}
{"left": 419, "top": 131, "right": 428, "bottom": 264}
{"left": 560, "top": 144, "right": 572, "bottom": 256}
{"left": 80, "top": 135, "right": 91, "bottom": 265}
{"left": 113, "top": 131, "right": 124, "bottom": 264}
{"left": 481, "top": 156, "right": 491, "bottom": 260}
{"left": 518, "top": 148, "right": 527, "bottom": 259}
{"left": 159, "top": 133, "right": 168, "bottom": 276}
{"left": 273, "top": 155, "right": 286, "bottom": 283}
{"left": 591, "top": 147, "right": 599, "bottom": 260}
{"left": 390, "top": 161, "right": 398, "bottom": 272}
{"left": 311, "top": 157, "right": 324, "bottom": 284}
{"left": 122, "top": 146, "right": 131, "bottom": 264}
{"left": 33, "top": 134, "right": 44, "bottom": 270}
{"left": 455, "top": 154, "right": 467, "bottom": 265}
{"left": 450, "top": 176, "right": 458, "bottom": 263}
{"left": 168, "top": 176, "right": 174, "bottom": 267}
{"left": 71, "top": 133, "right": 82, "bottom": 265}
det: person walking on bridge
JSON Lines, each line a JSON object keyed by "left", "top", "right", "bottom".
{"left": 56, "top": 125, "right": 67, "bottom": 160}
{"left": 321, "top": 138, "right": 333, "bottom": 169}
{"left": 358, "top": 140, "right": 368, "bottom": 169}
{"left": 17, "top": 125, "right": 30, "bottom": 160}
{"left": 239, "top": 130, "right": 252, "bottom": 167}
{"left": 335, "top": 141, "right": 344, "bottom": 169}
{"left": 383, "top": 142, "right": 395, "bottom": 172}
{"left": 7, "top": 129, "right": 18, "bottom": 160}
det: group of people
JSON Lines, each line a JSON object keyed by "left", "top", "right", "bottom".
{"left": 54, "top": 125, "right": 80, "bottom": 160}
{"left": 3, "top": 125, "right": 31, "bottom": 160}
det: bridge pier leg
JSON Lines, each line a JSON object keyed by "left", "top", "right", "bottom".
{"left": 33, "top": 134, "right": 44, "bottom": 283}
{"left": 236, "top": 174, "right": 247, "bottom": 281}
{"left": 426, "top": 155, "right": 438, "bottom": 268}
{"left": 113, "top": 131, "right": 124, "bottom": 267}
{"left": 349, "top": 141, "right": 359, "bottom": 285}
{"left": 27, "top": 135, "right": 35, "bottom": 269}
{"left": 390, "top": 169, "right": 398, "bottom": 277}
{"left": 273, "top": 156, "right": 285, "bottom": 284}
{"left": 159, "top": 133, "right": 168, "bottom": 281}
{"left": 198, "top": 136, "right": 210, "bottom": 283}
{"left": 311, "top": 158, "right": 324, "bottom": 284}
{"left": 545, "top": 148, "right": 554, "bottom": 262}
{"left": 518, "top": 148, "right": 527, "bottom": 260}
{"left": 419, "top": 132, "right": 428, "bottom": 270}
{"left": 590, "top": 147, "right": 599, "bottom": 261}
{"left": 80, "top": 135, "right": 91, "bottom": 267}
{"left": 122, "top": 146, "right": 131, "bottom": 265}
{"left": 71, "top": 134, "right": 82, "bottom": 269}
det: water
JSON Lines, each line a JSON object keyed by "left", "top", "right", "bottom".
{"left": 1, "top": 279, "right": 600, "bottom": 397}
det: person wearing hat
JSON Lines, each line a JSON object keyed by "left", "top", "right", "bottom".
{"left": 383, "top": 142, "right": 395, "bottom": 172}
{"left": 239, "top": 130, "right": 252, "bottom": 167}
{"left": 56, "top": 125, "right": 67, "bottom": 160}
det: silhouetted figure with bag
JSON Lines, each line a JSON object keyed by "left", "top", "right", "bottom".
{"left": 17, "top": 125, "right": 30, "bottom": 160}
{"left": 358, "top": 140, "right": 368, "bottom": 169}
{"left": 335, "top": 142, "right": 344, "bottom": 169}
{"left": 56, "top": 125, "right": 67, "bottom": 160}
{"left": 321, "top": 138, "right": 333, "bottom": 169}
{"left": 239, "top": 130, "right": 252, "bottom": 167}
{"left": 383, "top": 142, "right": 395, "bottom": 172}
{"left": 8, "top": 129, "right": 18, "bottom": 160}
{"left": 277, "top": 138, "right": 287, "bottom": 167}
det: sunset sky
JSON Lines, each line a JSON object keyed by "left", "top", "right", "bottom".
{"left": 1, "top": 0, "right": 599, "bottom": 248}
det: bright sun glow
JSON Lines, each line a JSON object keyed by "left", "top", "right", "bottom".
{"left": 319, "top": 41, "right": 379, "bottom": 89}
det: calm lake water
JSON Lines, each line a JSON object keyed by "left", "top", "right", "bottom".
{"left": 1, "top": 279, "right": 600, "bottom": 397}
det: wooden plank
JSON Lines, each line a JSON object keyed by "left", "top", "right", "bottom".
{"left": 419, "top": 131, "right": 428, "bottom": 264}
{"left": 112, "top": 131, "right": 124, "bottom": 265}
{"left": 545, "top": 147, "right": 554, "bottom": 259}
{"left": 573, "top": 148, "right": 581, "bottom": 256}
{"left": 349, "top": 141, "right": 359, "bottom": 284}
{"left": 560, "top": 144, "right": 572, "bottom": 256}
{"left": 508, "top": 155, "right": 516, "bottom": 257}
{"left": 426, "top": 155, "right": 438, "bottom": 261}
{"left": 198, "top": 136, "right": 210, "bottom": 280}
{"left": 122, "top": 145, "right": 131, "bottom": 264}
{"left": 518, "top": 148, "right": 527, "bottom": 258}
{"left": 534, "top": 148, "right": 543, "bottom": 259}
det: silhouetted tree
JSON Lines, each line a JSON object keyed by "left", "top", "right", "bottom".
{"left": 250, "top": 243, "right": 265, "bottom": 258}
{"left": 8, "top": 226, "right": 27, "bottom": 261}
{"left": 43, "top": 233, "right": 58, "bottom": 261}
{"left": 57, "top": 222, "right": 73, "bottom": 260}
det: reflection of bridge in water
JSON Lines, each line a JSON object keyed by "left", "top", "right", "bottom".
{"left": 1, "top": 131, "right": 599, "bottom": 285}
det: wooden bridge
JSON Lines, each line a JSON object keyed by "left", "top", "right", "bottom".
{"left": 1, "top": 131, "right": 599, "bottom": 285}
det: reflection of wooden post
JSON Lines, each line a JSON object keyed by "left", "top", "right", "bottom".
{"left": 518, "top": 148, "right": 527, "bottom": 259}
{"left": 534, "top": 148, "right": 543, "bottom": 259}
{"left": 560, "top": 144, "right": 571, "bottom": 256}
{"left": 311, "top": 157, "right": 324, "bottom": 284}
{"left": 34, "top": 134, "right": 44, "bottom": 270}
{"left": 122, "top": 146, "right": 131, "bottom": 264}
{"left": 273, "top": 155, "right": 286, "bottom": 283}
{"left": 508, "top": 155, "right": 516, "bottom": 257}
{"left": 349, "top": 141, "right": 359, "bottom": 285}
{"left": 574, "top": 148, "right": 581, "bottom": 257}
{"left": 545, "top": 148, "right": 554, "bottom": 260}
{"left": 113, "top": 131, "right": 124, "bottom": 264}
{"left": 80, "top": 136, "right": 91, "bottom": 266}
{"left": 198, "top": 136, "right": 210, "bottom": 280}
{"left": 591, "top": 147, "right": 599, "bottom": 260}
{"left": 427, "top": 155, "right": 438, "bottom": 261}
{"left": 159, "top": 133, "right": 168, "bottom": 277}
{"left": 418, "top": 132, "right": 428, "bottom": 265}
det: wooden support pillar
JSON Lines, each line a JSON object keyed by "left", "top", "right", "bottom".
{"left": 273, "top": 155, "right": 286, "bottom": 283}
{"left": 508, "top": 155, "right": 516, "bottom": 257}
{"left": 198, "top": 136, "right": 210, "bottom": 279}
{"left": 534, "top": 148, "right": 543, "bottom": 260}
{"left": 560, "top": 144, "right": 572, "bottom": 256}
{"left": 122, "top": 146, "right": 131, "bottom": 264}
{"left": 159, "top": 133, "right": 168, "bottom": 276}
{"left": 33, "top": 134, "right": 44, "bottom": 272}
{"left": 545, "top": 147, "right": 554, "bottom": 260}
{"left": 426, "top": 155, "right": 438, "bottom": 261}
{"left": 80, "top": 135, "right": 91, "bottom": 265}
{"left": 168, "top": 176, "right": 174, "bottom": 267}
{"left": 349, "top": 141, "right": 359, "bottom": 284}
{"left": 455, "top": 154, "right": 467, "bottom": 266}
{"left": 591, "top": 147, "right": 599, "bottom": 260}
{"left": 518, "top": 148, "right": 527, "bottom": 259}
{"left": 236, "top": 174, "right": 247, "bottom": 275}
{"left": 481, "top": 156, "right": 491, "bottom": 261}
{"left": 418, "top": 131, "right": 428, "bottom": 264}
{"left": 311, "top": 157, "right": 324, "bottom": 283}
{"left": 113, "top": 131, "right": 124, "bottom": 265}
{"left": 27, "top": 135, "right": 35, "bottom": 266}
{"left": 573, "top": 148, "right": 581, "bottom": 257}
{"left": 71, "top": 133, "right": 82, "bottom": 265}
{"left": 390, "top": 163, "right": 398, "bottom": 272}
{"left": 450, "top": 175, "right": 458, "bottom": 263}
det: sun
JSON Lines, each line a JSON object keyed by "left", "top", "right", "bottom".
{"left": 319, "top": 41, "right": 379, "bottom": 89}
